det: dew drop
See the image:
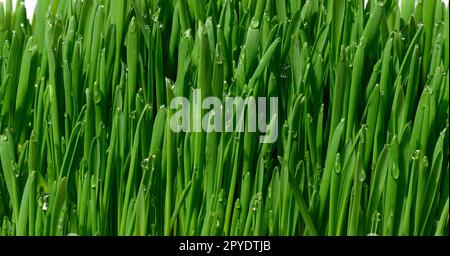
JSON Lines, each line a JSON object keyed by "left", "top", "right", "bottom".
{"left": 250, "top": 18, "right": 260, "bottom": 29}
{"left": 11, "top": 161, "right": 19, "bottom": 178}
{"left": 280, "top": 64, "right": 290, "bottom": 79}
{"left": 218, "top": 190, "right": 226, "bottom": 203}
{"left": 91, "top": 175, "right": 97, "bottom": 188}
{"left": 422, "top": 156, "right": 429, "bottom": 168}
{"left": 235, "top": 199, "right": 241, "bottom": 209}
{"left": 307, "top": 113, "right": 313, "bottom": 123}
{"left": 215, "top": 54, "right": 223, "bottom": 65}
{"left": 243, "top": 172, "right": 251, "bottom": 181}
{"left": 334, "top": 154, "right": 342, "bottom": 174}
{"left": 42, "top": 194, "right": 49, "bottom": 212}
{"left": 215, "top": 219, "right": 220, "bottom": 228}
{"left": 94, "top": 89, "right": 103, "bottom": 104}
{"left": 358, "top": 169, "right": 366, "bottom": 182}
{"left": 141, "top": 158, "right": 150, "bottom": 170}
{"left": 30, "top": 130, "right": 37, "bottom": 142}
{"left": 291, "top": 130, "right": 298, "bottom": 139}
{"left": 130, "top": 110, "right": 137, "bottom": 120}
{"left": 391, "top": 166, "right": 399, "bottom": 180}
{"left": 0, "top": 135, "right": 8, "bottom": 141}
{"left": 412, "top": 150, "right": 420, "bottom": 160}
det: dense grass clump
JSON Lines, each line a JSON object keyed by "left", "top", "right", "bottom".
{"left": 0, "top": 0, "right": 448, "bottom": 236}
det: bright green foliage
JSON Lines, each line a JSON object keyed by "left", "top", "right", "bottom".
{"left": 0, "top": 0, "right": 448, "bottom": 236}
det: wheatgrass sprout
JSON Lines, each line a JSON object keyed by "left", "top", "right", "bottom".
{"left": 0, "top": 0, "right": 448, "bottom": 236}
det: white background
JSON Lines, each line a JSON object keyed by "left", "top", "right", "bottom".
{"left": 0, "top": 0, "right": 449, "bottom": 21}
{"left": 0, "top": 0, "right": 36, "bottom": 20}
